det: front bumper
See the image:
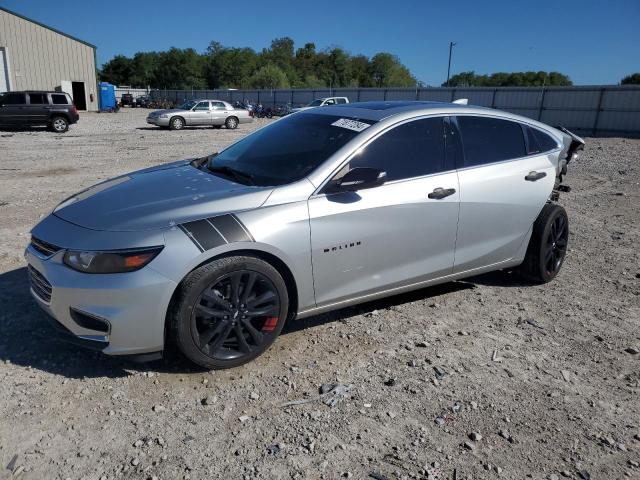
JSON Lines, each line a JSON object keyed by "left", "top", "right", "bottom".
{"left": 25, "top": 241, "right": 177, "bottom": 357}
{"left": 146, "top": 116, "right": 170, "bottom": 127}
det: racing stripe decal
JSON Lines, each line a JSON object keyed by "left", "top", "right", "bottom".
{"left": 180, "top": 214, "right": 254, "bottom": 251}
{"left": 209, "top": 214, "right": 255, "bottom": 243}
{"left": 180, "top": 220, "right": 226, "bottom": 251}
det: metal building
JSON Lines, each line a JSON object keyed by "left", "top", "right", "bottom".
{"left": 0, "top": 6, "right": 98, "bottom": 111}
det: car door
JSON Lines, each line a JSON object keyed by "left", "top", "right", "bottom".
{"left": 210, "top": 101, "right": 227, "bottom": 125}
{"left": 452, "top": 115, "right": 557, "bottom": 273}
{"left": 188, "top": 101, "right": 211, "bottom": 125}
{"left": 0, "top": 92, "right": 27, "bottom": 125}
{"left": 308, "top": 116, "right": 460, "bottom": 307}
{"left": 25, "top": 92, "right": 50, "bottom": 125}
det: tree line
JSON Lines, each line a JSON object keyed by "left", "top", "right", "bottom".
{"left": 444, "top": 71, "right": 573, "bottom": 87}
{"left": 99, "top": 37, "right": 417, "bottom": 90}
{"left": 102, "top": 36, "right": 638, "bottom": 89}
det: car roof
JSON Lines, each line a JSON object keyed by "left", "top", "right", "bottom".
{"left": 306, "top": 100, "right": 546, "bottom": 125}
{"left": 5, "top": 90, "right": 66, "bottom": 94}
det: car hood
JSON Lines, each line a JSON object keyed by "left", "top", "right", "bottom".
{"left": 53, "top": 160, "right": 273, "bottom": 232}
{"left": 291, "top": 106, "right": 313, "bottom": 113}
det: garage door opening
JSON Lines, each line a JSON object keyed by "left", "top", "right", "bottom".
{"left": 0, "top": 48, "right": 10, "bottom": 93}
{"left": 72, "top": 81, "right": 86, "bottom": 110}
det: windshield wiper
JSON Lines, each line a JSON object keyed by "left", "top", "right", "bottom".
{"left": 207, "top": 164, "right": 255, "bottom": 185}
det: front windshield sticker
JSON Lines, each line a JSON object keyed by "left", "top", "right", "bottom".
{"left": 331, "top": 118, "right": 371, "bottom": 132}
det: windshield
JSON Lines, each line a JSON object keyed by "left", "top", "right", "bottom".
{"left": 206, "top": 113, "right": 374, "bottom": 186}
{"left": 178, "top": 100, "right": 197, "bottom": 110}
{"left": 307, "top": 99, "right": 324, "bottom": 107}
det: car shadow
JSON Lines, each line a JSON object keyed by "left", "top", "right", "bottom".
{"left": 0, "top": 126, "right": 50, "bottom": 133}
{"left": 465, "top": 270, "right": 536, "bottom": 288}
{"left": 135, "top": 127, "right": 221, "bottom": 131}
{"left": 283, "top": 280, "right": 476, "bottom": 335}
{"left": 0, "top": 265, "right": 484, "bottom": 379}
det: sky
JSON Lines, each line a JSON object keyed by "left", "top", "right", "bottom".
{"left": 1, "top": 0, "right": 639, "bottom": 85}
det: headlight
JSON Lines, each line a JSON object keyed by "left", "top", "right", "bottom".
{"left": 63, "top": 247, "right": 163, "bottom": 274}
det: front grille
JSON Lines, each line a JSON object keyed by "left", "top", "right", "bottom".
{"left": 28, "top": 265, "right": 52, "bottom": 303}
{"left": 30, "top": 236, "right": 62, "bottom": 257}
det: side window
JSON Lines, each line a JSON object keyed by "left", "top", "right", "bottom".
{"left": 28, "top": 93, "right": 48, "bottom": 104}
{"left": 324, "top": 99, "right": 336, "bottom": 105}
{"left": 336, "top": 98, "right": 347, "bottom": 104}
{"left": 212, "top": 101, "right": 226, "bottom": 110}
{"left": 344, "top": 117, "right": 446, "bottom": 182}
{"left": 2, "top": 93, "right": 26, "bottom": 105}
{"left": 457, "top": 116, "right": 526, "bottom": 167}
{"left": 51, "top": 94, "right": 69, "bottom": 105}
{"left": 523, "top": 125, "right": 559, "bottom": 155}
{"left": 531, "top": 128, "right": 558, "bottom": 152}
{"left": 194, "top": 101, "right": 210, "bottom": 111}
{"left": 524, "top": 126, "right": 541, "bottom": 155}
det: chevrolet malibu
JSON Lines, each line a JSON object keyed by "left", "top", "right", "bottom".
{"left": 26, "top": 101, "right": 584, "bottom": 369}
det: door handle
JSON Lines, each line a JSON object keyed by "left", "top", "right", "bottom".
{"left": 428, "top": 187, "right": 456, "bottom": 199}
{"left": 525, "top": 171, "right": 547, "bottom": 182}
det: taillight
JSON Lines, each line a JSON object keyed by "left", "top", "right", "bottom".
{"left": 72, "top": 105, "right": 78, "bottom": 115}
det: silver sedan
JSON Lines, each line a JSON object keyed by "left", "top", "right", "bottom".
{"left": 146, "top": 99, "right": 253, "bottom": 130}
{"left": 27, "top": 101, "right": 584, "bottom": 369}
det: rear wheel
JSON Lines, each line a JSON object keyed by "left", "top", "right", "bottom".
{"left": 50, "top": 116, "right": 69, "bottom": 133}
{"left": 169, "top": 116, "right": 185, "bottom": 130}
{"left": 172, "top": 256, "right": 289, "bottom": 369}
{"left": 225, "top": 116, "right": 239, "bottom": 129}
{"left": 519, "top": 203, "right": 569, "bottom": 283}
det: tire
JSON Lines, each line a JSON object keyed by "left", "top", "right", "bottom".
{"left": 50, "top": 116, "right": 69, "bottom": 133}
{"left": 519, "top": 203, "right": 569, "bottom": 283}
{"left": 169, "top": 116, "right": 185, "bottom": 130}
{"left": 225, "top": 116, "right": 239, "bottom": 129}
{"left": 171, "top": 256, "right": 289, "bottom": 369}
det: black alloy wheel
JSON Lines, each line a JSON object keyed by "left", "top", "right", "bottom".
{"left": 542, "top": 213, "right": 568, "bottom": 277}
{"left": 519, "top": 203, "right": 569, "bottom": 283}
{"left": 192, "top": 270, "right": 280, "bottom": 360}
{"left": 172, "top": 256, "right": 289, "bottom": 369}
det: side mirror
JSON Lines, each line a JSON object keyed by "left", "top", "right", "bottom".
{"left": 336, "top": 167, "right": 386, "bottom": 192}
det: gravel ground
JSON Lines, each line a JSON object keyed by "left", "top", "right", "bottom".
{"left": 0, "top": 109, "right": 639, "bottom": 480}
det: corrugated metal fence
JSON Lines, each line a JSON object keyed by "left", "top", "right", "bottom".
{"left": 142, "top": 86, "right": 640, "bottom": 136}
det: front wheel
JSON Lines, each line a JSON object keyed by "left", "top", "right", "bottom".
{"left": 519, "top": 203, "right": 569, "bottom": 283}
{"left": 225, "top": 116, "right": 239, "bottom": 129}
{"left": 169, "top": 116, "right": 185, "bottom": 130}
{"left": 171, "top": 256, "right": 289, "bottom": 369}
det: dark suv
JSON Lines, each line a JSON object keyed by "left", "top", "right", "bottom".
{"left": 0, "top": 91, "right": 80, "bottom": 133}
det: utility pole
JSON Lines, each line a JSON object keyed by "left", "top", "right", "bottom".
{"left": 446, "top": 41, "right": 457, "bottom": 86}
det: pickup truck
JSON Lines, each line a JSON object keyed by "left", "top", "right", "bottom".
{"left": 290, "top": 96, "right": 349, "bottom": 113}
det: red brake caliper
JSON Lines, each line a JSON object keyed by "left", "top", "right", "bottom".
{"left": 262, "top": 317, "right": 278, "bottom": 332}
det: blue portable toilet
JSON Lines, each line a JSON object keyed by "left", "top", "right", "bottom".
{"left": 99, "top": 82, "right": 116, "bottom": 111}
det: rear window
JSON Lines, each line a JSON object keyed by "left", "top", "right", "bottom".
{"left": 51, "top": 94, "right": 70, "bottom": 105}
{"left": 28, "top": 93, "right": 48, "bottom": 104}
{"left": 2, "top": 93, "right": 26, "bottom": 105}
{"left": 457, "top": 116, "right": 526, "bottom": 167}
